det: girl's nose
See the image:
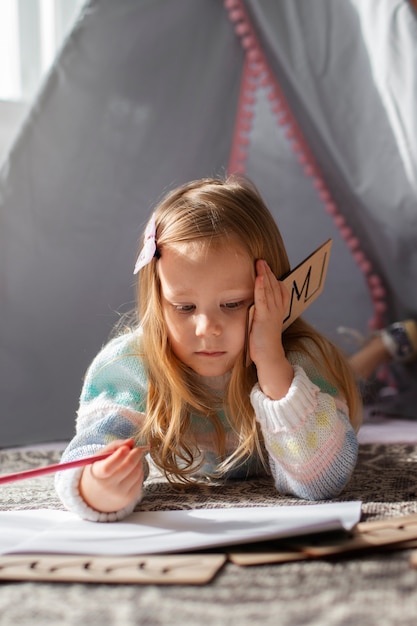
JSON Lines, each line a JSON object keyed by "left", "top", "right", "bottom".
{"left": 195, "top": 314, "right": 221, "bottom": 337}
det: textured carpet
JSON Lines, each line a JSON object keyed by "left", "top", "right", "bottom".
{"left": 0, "top": 444, "right": 417, "bottom": 626}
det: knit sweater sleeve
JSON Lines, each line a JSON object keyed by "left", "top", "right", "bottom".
{"left": 55, "top": 331, "right": 149, "bottom": 522}
{"left": 250, "top": 352, "right": 359, "bottom": 500}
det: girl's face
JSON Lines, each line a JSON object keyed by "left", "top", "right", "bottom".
{"left": 158, "top": 242, "right": 255, "bottom": 378}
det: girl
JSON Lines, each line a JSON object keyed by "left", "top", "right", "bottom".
{"left": 56, "top": 175, "right": 363, "bottom": 522}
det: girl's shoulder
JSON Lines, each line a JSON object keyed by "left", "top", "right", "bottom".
{"left": 91, "top": 328, "right": 142, "bottom": 362}
{"left": 84, "top": 329, "right": 146, "bottom": 383}
{"left": 287, "top": 338, "right": 338, "bottom": 396}
{"left": 80, "top": 329, "right": 147, "bottom": 406}
{"left": 287, "top": 343, "right": 316, "bottom": 375}
{"left": 287, "top": 336, "right": 317, "bottom": 362}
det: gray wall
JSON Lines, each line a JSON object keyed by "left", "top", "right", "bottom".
{"left": 1, "top": 0, "right": 416, "bottom": 447}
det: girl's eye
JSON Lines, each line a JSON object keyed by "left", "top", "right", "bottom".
{"left": 173, "top": 304, "right": 195, "bottom": 312}
{"left": 223, "top": 301, "right": 244, "bottom": 310}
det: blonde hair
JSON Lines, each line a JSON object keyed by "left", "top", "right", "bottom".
{"left": 134, "top": 175, "right": 361, "bottom": 482}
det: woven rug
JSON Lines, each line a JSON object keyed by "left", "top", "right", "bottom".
{"left": 0, "top": 444, "right": 417, "bottom": 626}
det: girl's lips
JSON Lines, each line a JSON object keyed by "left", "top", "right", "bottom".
{"left": 196, "top": 351, "right": 226, "bottom": 357}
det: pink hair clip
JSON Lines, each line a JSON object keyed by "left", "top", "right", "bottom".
{"left": 133, "top": 213, "right": 157, "bottom": 274}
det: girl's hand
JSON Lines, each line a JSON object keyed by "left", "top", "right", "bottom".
{"left": 249, "top": 260, "right": 294, "bottom": 400}
{"left": 79, "top": 438, "right": 148, "bottom": 513}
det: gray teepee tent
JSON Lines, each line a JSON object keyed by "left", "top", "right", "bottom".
{"left": 1, "top": 0, "right": 416, "bottom": 447}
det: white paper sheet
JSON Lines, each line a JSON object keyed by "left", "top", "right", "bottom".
{"left": 0, "top": 502, "right": 361, "bottom": 556}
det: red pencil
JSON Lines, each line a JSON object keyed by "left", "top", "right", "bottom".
{"left": 0, "top": 447, "right": 149, "bottom": 485}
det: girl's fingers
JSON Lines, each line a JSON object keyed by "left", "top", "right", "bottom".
{"left": 255, "top": 260, "right": 284, "bottom": 313}
{"left": 117, "top": 447, "right": 147, "bottom": 481}
{"left": 92, "top": 445, "right": 130, "bottom": 478}
{"left": 92, "top": 444, "right": 148, "bottom": 481}
{"left": 118, "top": 458, "right": 145, "bottom": 497}
{"left": 253, "top": 261, "right": 268, "bottom": 309}
{"left": 81, "top": 447, "right": 146, "bottom": 512}
{"left": 279, "top": 280, "right": 290, "bottom": 311}
{"left": 106, "top": 448, "right": 146, "bottom": 496}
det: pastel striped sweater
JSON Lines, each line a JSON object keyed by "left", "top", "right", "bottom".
{"left": 55, "top": 331, "right": 359, "bottom": 521}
